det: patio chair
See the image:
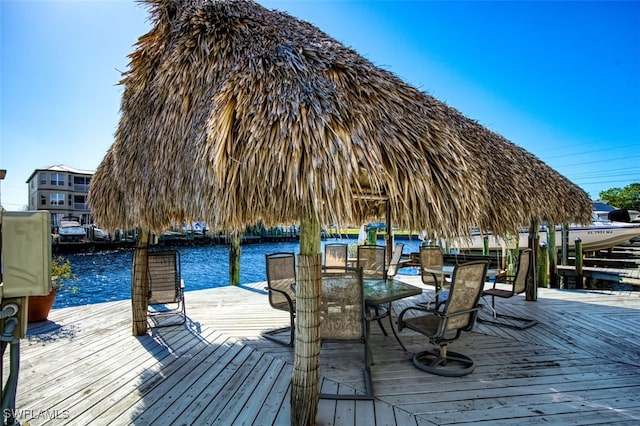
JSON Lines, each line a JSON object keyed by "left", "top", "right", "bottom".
{"left": 324, "top": 243, "right": 348, "bottom": 269}
{"left": 319, "top": 267, "right": 373, "bottom": 400}
{"left": 420, "top": 246, "right": 446, "bottom": 306}
{"left": 479, "top": 248, "right": 538, "bottom": 330}
{"left": 357, "top": 245, "right": 386, "bottom": 279}
{"left": 262, "top": 252, "right": 297, "bottom": 346}
{"left": 147, "top": 250, "right": 186, "bottom": 327}
{"left": 386, "top": 243, "right": 405, "bottom": 278}
{"left": 357, "top": 244, "right": 388, "bottom": 335}
{"left": 397, "top": 260, "right": 488, "bottom": 377}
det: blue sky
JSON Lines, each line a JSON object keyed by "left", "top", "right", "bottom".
{"left": 1, "top": 0, "right": 639, "bottom": 211}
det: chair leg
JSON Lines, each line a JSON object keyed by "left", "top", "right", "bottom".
{"left": 180, "top": 298, "right": 187, "bottom": 325}
{"left": 478, "top": 313, "right": 538, "bottom": 330}
{"left": 417, "top": 287, "right": 440, "bottom": 310}
{"left": 262, "top": 326, "right": 294, "bottom": 346}
{"left": 369, "top": 306, "right": 388, "bottom": 336}
{"left": 148, "top": 300, "right": 187, "bottom": 328}
{"left": 262, "top": 313, "right": 295, "bottom": 346}
{"left": 478, "top": 296, "right": 537, "bottom": 330}
{"left": 376, "top": 318, "right": 388, "bottom": 336}
{"left": 480, "top": 295, "right": 497, "bottom": 318}
{"left": 319, "top": 318, "right": 374, "bottom": 401}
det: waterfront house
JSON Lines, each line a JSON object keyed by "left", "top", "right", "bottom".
{"left": 26, "top": 165, "right": 94, "bottom": 227}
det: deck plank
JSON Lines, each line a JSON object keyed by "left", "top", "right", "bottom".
{"left": 9, "top": 282, "right": 640, "bottom": 425}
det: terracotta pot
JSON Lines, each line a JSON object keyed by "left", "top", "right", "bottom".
{"left": 28, "top": 288, "right": 57, "bottom": 323}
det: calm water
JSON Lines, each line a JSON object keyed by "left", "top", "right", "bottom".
{"left": 54, "top": 238, "right": 424, "bottom": 309}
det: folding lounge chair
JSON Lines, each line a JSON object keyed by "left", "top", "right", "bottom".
{"left": 319, "top": 267, "right": 373, "bottom": 400}
{"left": 398, "top": 261, "right": 488, "bottom": 377}
{"left": 263, "top": 252, "right": 297, "bottom": 346}
{"left": 479, "top": 248, "right": 538, "bottom": 330}
{"left": 147, "top": 250, "right": 186, "bottom": 327}
{"left": 386, "top": 243, "right": 405, "bottom": 278}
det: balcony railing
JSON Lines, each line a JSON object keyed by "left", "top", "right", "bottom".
{"left": 73, "top": 203, "right": 89, "bottom": 211}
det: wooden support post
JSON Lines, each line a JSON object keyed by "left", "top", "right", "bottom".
{"left": 291, "top": 212, "right": 321, "bottom": 426}
{"left": 385, "top": 200, "right": 393, "bottom": 266}
{"left": 131, "top": 229, "right": 150, "bottom": 336}
{"left": 575, "top": 238, "right": 584, "bottom": 290}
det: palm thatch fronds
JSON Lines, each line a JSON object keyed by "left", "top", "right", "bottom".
{"left": 444, "top": 106, "right": 591, "bottom": 233}
{"left": 88, "top": 1, "right": 592, "bottom": 423}
{"left": 88, "top": 0, "right": 591, "bottom": 238}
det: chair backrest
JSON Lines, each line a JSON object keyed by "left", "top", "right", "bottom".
{"left": 321, "top": 267, "right": 364, "bottom": 340}
{"left": 512, "top": 249, "right": 532, "bottom": 295}
{"left": 357, "top": 245, "right": 386, "bottom": 279}
{"left": 420, "top": 246, "right": 443, "bottom": 284}
{"left": 265, "top": 252, "right": 296, "bottom": 309}
{"left": 324, "top": 243, "right": 348, "bottom": 268}
{"left": 148, "top": 250, "right": 181, "bottom": 304}
{"left": 444, "top": 261, "right": 488, "bottom": 332}
{"left": 386, "top": 243, "right": 405, "bottom": 277}
{"left": 319, "top": 266, "right": 373, "bottom": 399}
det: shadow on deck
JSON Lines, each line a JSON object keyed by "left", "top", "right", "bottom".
{"left": 16, "top": 279, "right": 640, "bottom": 425}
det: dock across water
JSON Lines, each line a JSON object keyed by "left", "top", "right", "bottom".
{"left": 557, "top": 240, "right": 640, "bottom": 287}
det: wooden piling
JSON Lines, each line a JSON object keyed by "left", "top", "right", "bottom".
{"left": 527, "top": 220, "right": 539, "bottom": 301}
{"left": 561, "top": 224, "right": 570, "bottom": 288}
{"left": 575, "top": 238, "right": 584, "bottom": 289}
{"left": 547, "top": 224, "right": 558, "bottom": 288}
{"left": 229, "top": 232, "right": 241, "bottom": 286}
{"left": 538, "top": 243, "right": 549, "bottom": 288}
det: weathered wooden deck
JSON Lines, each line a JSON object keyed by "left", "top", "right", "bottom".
{"left": 12, "top": 276, "right": 640, "bottom": 425}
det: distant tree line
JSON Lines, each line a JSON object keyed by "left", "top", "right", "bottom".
{"left": 599, "top": 183, "right": 640, "bottom": 211}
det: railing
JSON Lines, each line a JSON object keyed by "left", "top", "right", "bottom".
{"left": 73, "top": 203, "right": 89, "bottom": 211}
{"left": 0, "top": 303, "right": 21, "bottom": 424}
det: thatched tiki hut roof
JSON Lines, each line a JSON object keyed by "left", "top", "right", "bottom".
{"left": 88, "top": 0, "right": 591, "bottom": 424}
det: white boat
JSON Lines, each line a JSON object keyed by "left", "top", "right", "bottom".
{"left": 58, "top": 217, "right": 86, "bottom": 242}
{"left": 592, "top": 201, "right": 639, "bottom": 222}
{"left": 92, "top": 227, "right": 110, "bottom": 241}
{"left": 449, "top": 220, "right": 640, "bottom": 252}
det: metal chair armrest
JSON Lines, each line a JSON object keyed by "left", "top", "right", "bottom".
{"left": 264, "top": 286, "right": 295, "bottom": 311}
{"left": 397, "top": 305, "right": 436, "bottom": 331}
{"left": 491, "top": 273, "right": 514, "bottom": 288}
{"left": 442, "top": 305, "right": 482, "bottom": 320}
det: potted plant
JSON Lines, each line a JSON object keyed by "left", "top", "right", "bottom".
{"left": 28, "top": 257, "right": 77, "bottom": 323}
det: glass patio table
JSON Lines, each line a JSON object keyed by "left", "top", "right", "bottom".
{"left": 422, "top": 265, "right": 499, "bottom": 289}
{"left": 363, "top": 278, "right": 422, "bottom": 351}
